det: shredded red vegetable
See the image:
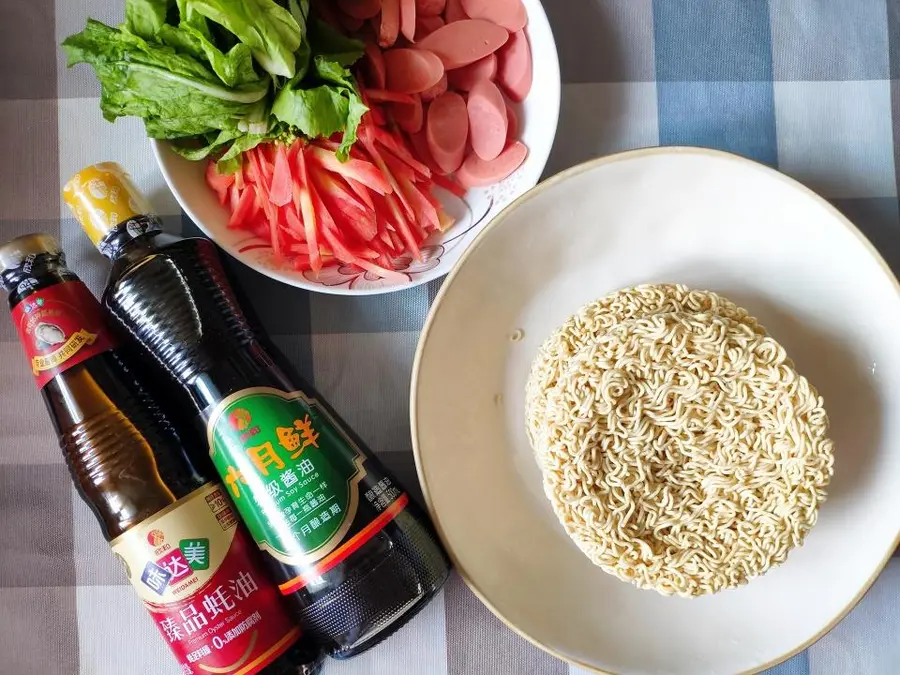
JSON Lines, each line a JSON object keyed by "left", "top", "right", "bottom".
{"left": 209, "top": 122, "right": 463, "bottom": 279}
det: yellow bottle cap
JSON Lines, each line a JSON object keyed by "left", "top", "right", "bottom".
{"left": 63, "top": 163, "right": 154, "bottom": 247}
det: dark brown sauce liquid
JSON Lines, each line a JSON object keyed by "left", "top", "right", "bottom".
{"left": 101, "top": 233, "right": 450, "bottom": 658}
{"left": 2, "top": 252, "right": 322, "bottom": 675}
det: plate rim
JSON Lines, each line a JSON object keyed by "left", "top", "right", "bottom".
{"left": 410, "top": 145, "right": 900, "bottom": 675}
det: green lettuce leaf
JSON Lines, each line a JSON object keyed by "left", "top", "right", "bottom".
{"left": 63, "top": 4, "right": 369, "bottom": 170}
{"left": 63, "top": 19, "right": 269, "bottom": 138}
{"left": 310, "top": 50, "right": 367, "bottom": 159}
{"left": 184, "top": 0, "right": 303, "bottom": 78}
{"left": 271, "top": 22, "right": 365, "bottom": 160}
{"left": 214, "top": 132, "right": 275, "bottom": 173}
{"left": 308, "top": 19, "right": 364, "bottom": 67}
{"left": 158, "top": 24, "right": 259, "bottom": 86}
{"left": 124, "top": 0, "right": 173, "bottom": 40}
{"left": 169, "top": 128, "right": 241, "bottom": 160}
{"left": 272, "top": 85, "right": 349, "bottom": 138}
{"left": 175, "top": 0, "right": 213, "bottom": 38}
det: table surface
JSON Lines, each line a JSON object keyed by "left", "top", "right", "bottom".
{"left": 2, "top": 1, "right": 900, "bottom": 674}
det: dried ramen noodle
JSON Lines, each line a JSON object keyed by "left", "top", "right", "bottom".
{"left": 526, "top": 287, "right": 834, "bottom": 597}
{"left": 525, "top": 285, "right": 765, "bottom": 467}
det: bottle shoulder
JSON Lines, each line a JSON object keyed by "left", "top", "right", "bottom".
{"left": 51, "top": 354, "right": 209, "bottom": 494}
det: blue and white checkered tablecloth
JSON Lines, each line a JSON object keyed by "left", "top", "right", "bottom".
{"left": 1, "top": 1, "right": 899, "bottom": 673}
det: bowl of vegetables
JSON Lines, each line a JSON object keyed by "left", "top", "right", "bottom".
{"left": 64, "top": 0, "right": 559, "bottom": 295}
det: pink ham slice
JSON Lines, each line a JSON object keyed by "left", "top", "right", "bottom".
{"left": 415, "top": 14, "right": 444, "bottom": 40}
{"left": 420, "top": 73, "right": 448, "bottom": 101}
{"left": 496, "top": 29, "right": 532, "bottom": 102}
{"left": 338, "top": 0, "right": 383, "bottom": 19}
{"left": 379, "top": 0, "right": 401, "bottom": 47}
{"left": 460, "top": 0, "right": 526, "bottom": 32}
{"left": 446, "top": 53, "right": 496, "bottom": 91}
{"left": 384, "top": 48, "right": 445, "bottom": 94}
{"left": 456, "top": 141, "right": 528, "bottom": 188}
{"left": 392, "top": 95, "right": 424, "bottom": 133}
{"left": 415, "top": 19, "right": 509, "bottom": 70}
{"left": 400, "top": 0, "right": 417, "bottom": 41}
{"left": 505, "top": 101, "right": 519, "bottom": 142}
{"left": 363, "top": 42, "right": 387, "bottom": 89}
{"left": 444, "top": 0, "right": 468, "bottom": 22}
{"left": 467, "top": 79, "right": 508, "bottom": 161}
{"left": 415, "top": 0, "right": 446, "bottom": 16}
{"left": 426, "top": 91, "right": 469, "bottom": 174}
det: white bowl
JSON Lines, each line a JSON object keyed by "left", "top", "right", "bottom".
{"left": 153, "top": 1, "right": 560, "bottom": 296}
{"left": 412, "top": 148, "right": 900, "bottom": 675}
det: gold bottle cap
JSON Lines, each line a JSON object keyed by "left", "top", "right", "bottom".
{"left": 0, "top": 233, "right": 61, "bottom": 275}
{"left": 63, "top": 162, "right": 154, "bottom": 247}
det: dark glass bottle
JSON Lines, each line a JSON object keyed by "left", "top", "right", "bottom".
{"left": 0, "top": 233, "right": 322, "bottom": 675}
{"left": 66, "top": 163, "right": 451, "bottom": 658}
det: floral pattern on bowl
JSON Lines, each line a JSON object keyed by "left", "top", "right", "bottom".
{"left": 231, "top": 185, "right": 506, "bottom": 291}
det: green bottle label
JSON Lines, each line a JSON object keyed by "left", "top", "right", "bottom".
{"left": 207, "top": 387, "right": 368, "bottom": 565}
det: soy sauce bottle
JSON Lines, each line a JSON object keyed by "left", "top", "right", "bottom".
{"left": 65, "top": 163, "right": 450, "bottom": 658}
{"left": 0, "top": 233, "right": 323, "bottom": 675}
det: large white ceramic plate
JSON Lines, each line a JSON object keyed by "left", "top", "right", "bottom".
{"left": 153, "top": 0, "right": 560, "bottom": 295}
{"left": 412, "top": 148, "right": 900, "bottom": 675}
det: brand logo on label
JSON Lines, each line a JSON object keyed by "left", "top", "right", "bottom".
{"left": 157, "top": 548, "right": 193, "bottom": 583}
{"left": 22, "top": 296, "right": 44, "bottom": 313}
{"left": 125, "top": 218, "right": 146, "bottom": 239}
{"left": 111, "top": 483, "right": 302, "bottom": 672}
{"left": 180, "top": 538, "right": 210, "bottom": 570}
{"left": 147, "top": 529, "right": 165, "bottom": 547}
{"left": 229, "top": 408, "right": 252, "bottom": 432}
{"left": 140, "top": 561, "right": 173, "bottom": 595}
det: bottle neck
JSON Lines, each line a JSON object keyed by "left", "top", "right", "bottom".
{"left": 96, "top": 214, "right": 164, "bottom": 262}
{"left": 2, "top": 252, "right": 78, "bottom": 310}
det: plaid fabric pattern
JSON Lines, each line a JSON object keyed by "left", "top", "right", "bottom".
{"left": 1, "top": 1, "right": 898, "bottom": 673}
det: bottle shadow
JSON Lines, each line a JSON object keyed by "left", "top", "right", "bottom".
{"left": 715, "top": 287, "right": 881, "bottom": 507}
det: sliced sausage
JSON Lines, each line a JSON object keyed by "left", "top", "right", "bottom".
{"left": 363, "top": 42, "right": 387, "bottom": 89}
{"left": 506, "top": 100, "right": 519, "bottom": 142}
{"left": 444, "top": 0, "right": 468, "bottom": 23}
{"left": 339, "top": 0, "right": 383, "bottom": 20}
{"left": 446, "top": 53, "right": 496, "bottom": 91}
{"left": 379, "top": 0, "right": 401, "bottom": 48}
{"left": 365, "top": 89, "right": 417, "bottom": 104}
{"left": 497, "top": 29, "right": 532, "bottom": 102}
{"left": 456, "top": 141, "right": 528, "bottom": 188}
{"left": 420, "top": 73, "right": 448, "bottom": 101}
{"left": 416, "top": 19, "right": 509, "bottom": 69}
{"left": 392, "top": 95, "right": 424, "bottom": 133}
{"left": 501, "top": 0, "right": 527, "bottom": 32}
{"left": 415, "top": 14, "right": 444, "bottom": 40}
{"left": 467, "top": 79, "right": 508, "bottom": 161}
{"left": 408, "top": 128, "right": 443, "bottom": 173}
{"left": 426, "top": 91, "right": 469, "bottom": 174}
{"left": 384, "top": 48, "right": 445, "bottom": 94}
{"left": 338, "top": 12, "right": 365, "bottom": 32}
{"left": 400, "top": 0, "right": 417, "bottom": 42}
{"left": 415, "top": 0, "right": 446, "bottom": 16}
{"left": 460, "top": 0, "right": 526, "bottom": 32}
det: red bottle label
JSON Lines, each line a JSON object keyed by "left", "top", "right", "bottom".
{"left": 111, "top": 483, "right": 303, "bottom": 675}
{"left": 10, "top": 280, "right": 115, "bottom": 389}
